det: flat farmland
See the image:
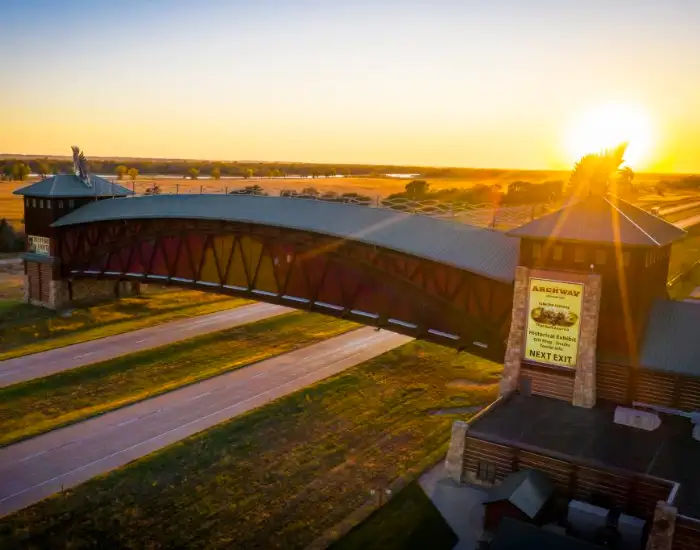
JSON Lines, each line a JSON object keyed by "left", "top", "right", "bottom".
{"left": 0, "top": 182, "right": 24, "bottom": 230}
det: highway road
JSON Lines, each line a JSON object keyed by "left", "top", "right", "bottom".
{"left": 0, "top": 327, "right": 412, "bottom": 517}
{"left": 0, "top": 302, "right": 289, "bottom": 387}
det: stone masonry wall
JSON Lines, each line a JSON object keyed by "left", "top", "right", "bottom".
{"left": 572, "top": 273, "right": 602, "bottom": 408}
{"left": 499, "top": 266, "right": 529, "bottom": 396}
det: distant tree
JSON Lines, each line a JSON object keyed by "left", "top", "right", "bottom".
{"left": 115, "top": 165, "right": 128, "bottom": 180}
{"left": 127, "top": 167, "right": 139, "bottom": 181}
{"left": 12, "top": 162, "right": 30, "bottom": 181}
{"left": 567, "top": 143, "right": 628, "bottom": 198}
{"left": 270, "top": 168, "right": 281, "bottom": 178}
{"left": 320, "top": 191, "right": 338, "bottom": 201}
{"left": 0, "top": 219, "right": 24, "bottom": 252}
{"left": 311, "top": 169, "right": 320, "bottom": 178}
{"left": 244, "top": 168, "right": 254, "bottom": 179}
{"left": 231, "top": 184, "right": 266, "bottom": 196}
{"left": 35, "top": 160, "right": 51, "bottom": 179}
{"left": 404, "top": 179, "right": 429, "bottom": 198}
{"left": 187, "top": 167, "right": 200, "bottom": 180}
{"left": 2, "top": 163, "right": 13, "bottom": 180}
{"left": 325, "top": 168, "right": 337, "bottom": 177}
{"left": 301, "top": 186, "right": 320, "bottom": 197}
{"left": 211, "top": 167, "right": 221, "bottom": 180}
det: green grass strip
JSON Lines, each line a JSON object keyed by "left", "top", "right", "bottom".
{"left": 0, "top": 340, "right": 501, "bottom": 549}
{"left": 0, "top": 312, "right": 357, "bottom": 447}
{"left": 0, "top": 289, "right": 251, "bottom": 361}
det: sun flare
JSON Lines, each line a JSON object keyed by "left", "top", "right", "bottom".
{"left": 566, "top": 102, "right": 653, "bottom": 168}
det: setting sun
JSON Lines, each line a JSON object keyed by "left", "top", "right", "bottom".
{"left": 566, "top": 102, "right": 654, "bottom": 168}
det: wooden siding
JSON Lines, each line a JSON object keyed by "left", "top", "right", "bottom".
{"left": 637, "top": 370, "right": 677, "bottom": 407}
{"left": 677, "top": 378, "right": 700, "bottom": 411}
{"left": 673, "top": 515, "right": 700, "bottom": 550}
{"left": 463, "top": 437, "right": 514, "bottom": 483}
{"left": 463, "top": 436, "right": 673, "bottom": 520}
{"left": 26, "top": 261, "right": 51, "bottom": 303}
{"left": 597, "top": 363, "right": 700, "bottom": 412}
{"left": 597, "top": 363, "right": 630, "bottom": 404}
{"left": 520, "top": 364, "right": 574, "bottom": 402}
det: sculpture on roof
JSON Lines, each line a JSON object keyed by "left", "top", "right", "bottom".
{"left": 566, "top": 143, "right": 631, "bottom": 199}
{"left": 71, "top": 145, "right": 91, "bottom": 187}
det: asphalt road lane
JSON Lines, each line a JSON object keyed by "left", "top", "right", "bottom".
{"left": 0, "top": 326, "right": 411, "bottom": 517}
{"left": 0, "top": 302, "right": 289, "bottom": 387}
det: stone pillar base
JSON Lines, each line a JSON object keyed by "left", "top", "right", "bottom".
{"left": 500, "top": 266, "right": 530, "bottom": 396}
{"left": 24, "top": 276, "right": 139, "bottom": 310}
{"left": 445, "top": 420, "right": 469, "bottom": 483}
{"left": 646, "top": 501, "right": 677, "bottom": 550}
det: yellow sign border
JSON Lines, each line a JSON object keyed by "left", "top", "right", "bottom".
{"left": 523, "top": 276, "right": 584, "bottom": 369}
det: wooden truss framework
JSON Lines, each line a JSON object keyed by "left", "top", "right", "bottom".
{"left": 56, "top": 218, "right": 514, "bottom": 360}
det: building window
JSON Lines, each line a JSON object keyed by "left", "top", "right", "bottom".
{"left": 39, "top": 199, "right": 44, "bottom": 208}
{"left": 595, "top": 249, "right": 607, "bottom": 265}
{"left": 532, "top": 243, "right": 542, "bottom": 260}
{"left": 32, "top": 198, "right": 37, "bottom": 208}
{"left": 476, "top": 460, "right": 496, "bottom": 483}
{"left": 68, "top": 199, "right": 75, "bottom": 208}
{"left": 58, "top": 200, "right": 63, "bottom": 208}
{"left": 574, "top": 246, "right": 586, "bottom": 263}
{"left": 553, "top": 245, "right": 563, "bottom": 261}
{"left": 623, "top": 251, "right": 631, "bottom": 267}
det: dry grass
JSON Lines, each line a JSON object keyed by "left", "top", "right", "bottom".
{"left": 0, "top": 340, "right": 501, "bottom": 549}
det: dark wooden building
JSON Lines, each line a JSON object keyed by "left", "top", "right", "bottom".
{"left": 447, "top": 194, "right": 700, "bottom": 550}
{"left": 14, "top": 170, "right": 132, "bottom": 307}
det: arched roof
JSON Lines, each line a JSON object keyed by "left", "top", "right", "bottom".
{"left": 52, "top": 194, "right": 519, "bottom": 283}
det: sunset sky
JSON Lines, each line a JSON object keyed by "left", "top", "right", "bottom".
{"left": 2, "top": 1, "right": 699, "bottom": 172}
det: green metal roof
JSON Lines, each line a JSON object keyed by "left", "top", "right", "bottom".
{"left": 485, "top": 469, "right": 554, "bottom": 519}
{"left": 13, "top": 174, "right": 132, "bottom": 198}
{"left": 508, "top": 195, "right": 686, "bottom": 247}
{"left": 51, "top": 194, "right": 520, "bottom": 283}
{"left": 641, "top": 299, "right": 700, "bottom": 376}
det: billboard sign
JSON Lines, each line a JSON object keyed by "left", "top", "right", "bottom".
{"left": 524, "top": 277, "right": 584, "bottom": 368}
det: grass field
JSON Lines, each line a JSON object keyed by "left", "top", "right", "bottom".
{"left": 0, "top": 183, "right": 23, "bottom": 230}
{"left": 0, "top": 340, "right": 500, "bottom": 549}
{"left": 0, "top": 287, "right": 251, "bottom": 361}
{"left": 330, "top": 481, "right": 457, "bottom": 550}
{"left": 0, "top": 311, "right": 357, "bottom": 447}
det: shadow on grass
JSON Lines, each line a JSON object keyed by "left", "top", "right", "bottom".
{"left": 330, "top": 482, "right": 457, "bottom": 550}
